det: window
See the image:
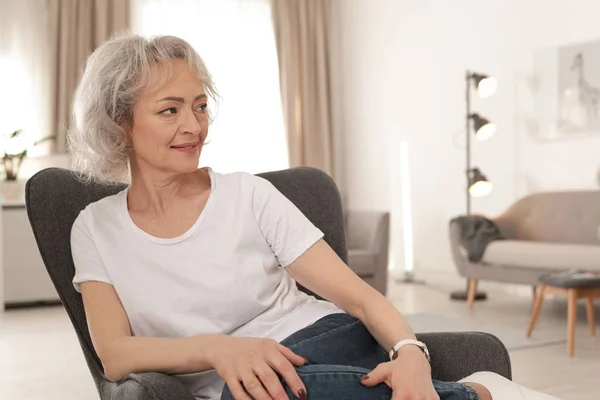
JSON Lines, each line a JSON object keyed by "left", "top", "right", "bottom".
{"left": 132, "top": 0, "right": 289, "bottom": 174}
{"left": 0, "top": 1, "right": 52, "bottom": 157}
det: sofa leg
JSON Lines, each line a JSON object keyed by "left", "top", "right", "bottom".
{"left": 467, "top": 279, "right": 478, "bottom": 309}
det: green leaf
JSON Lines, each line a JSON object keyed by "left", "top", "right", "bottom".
{"left": 32, "top": 135, "right": 56, "bottom": 146}
{"left": 9, "top": 129, "right": 23, "bottom": 139}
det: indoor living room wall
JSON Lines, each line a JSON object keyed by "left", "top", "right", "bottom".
{"left": 332, "top": 0, "right": 600, "bottom": 274}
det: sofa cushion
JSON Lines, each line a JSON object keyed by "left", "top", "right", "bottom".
{"left": 482, "top": 240, "right": 600, "bottom": 271}
{"left": 348, "top": 249, "right": 376, "bottom": 276}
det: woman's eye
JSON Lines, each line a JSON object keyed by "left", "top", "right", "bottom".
{"left": 195, "top": 103, "right": 208, "bottom": 112}
{"left": 160, "top": 107, "right": 178, "bottom": 115}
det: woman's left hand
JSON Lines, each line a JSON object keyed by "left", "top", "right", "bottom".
{"left": 360, "top": 345, "right": 439, "bottom": 400}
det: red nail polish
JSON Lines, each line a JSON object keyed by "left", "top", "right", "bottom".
{"left": 297, "top": 388, "right": 307, "bottom": 400}
{"left": 360, "top": 375, "right": 369, "bottom": 382}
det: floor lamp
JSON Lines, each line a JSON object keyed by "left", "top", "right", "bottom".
{"left": 450, "top": 70, "right": 497, "bottom": 301}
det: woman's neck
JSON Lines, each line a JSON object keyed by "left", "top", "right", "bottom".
{"left": 127, "top": 166, "right": 210, "bottom": 216}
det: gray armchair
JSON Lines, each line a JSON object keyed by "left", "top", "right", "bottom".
{"left": 345, "top": 211, "right": 390, "bottom": 295}
{"left": 26, "top": 167, "right": 511, "bottom": 400}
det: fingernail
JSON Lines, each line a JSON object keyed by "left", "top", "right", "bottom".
{"left": 360, "top": 375, "right": 369, "bottom": 382}
{"left": 297, "top": 388, "right": 307, "bottom": 400}
{"left": 303, "top": 357, "right": 309, "bottom": 364}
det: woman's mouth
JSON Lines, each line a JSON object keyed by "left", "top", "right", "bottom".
{"left": 170, "top": 142, "right": 199, "bottom": 153}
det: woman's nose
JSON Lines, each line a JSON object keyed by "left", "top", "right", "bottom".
{"left": 181, "top": 108, "right": 202, "bottom": 134}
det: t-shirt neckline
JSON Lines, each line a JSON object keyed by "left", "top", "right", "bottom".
{"left": 120, "top": 167, "right": 216, "bottom": 245}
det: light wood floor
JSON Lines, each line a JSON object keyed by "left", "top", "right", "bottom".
{"left": 0, "top": 270, "right": 597, "bottom": 400}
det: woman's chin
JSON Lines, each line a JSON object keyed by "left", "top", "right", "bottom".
{"left": 162, "top": 159, "right": 201, "bottom": 175}
{"left": 178, "top": 162, "right": 202, "bottom": 174}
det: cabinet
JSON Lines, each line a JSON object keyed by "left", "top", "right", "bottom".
{"left": 2, "top": 205, "right": 60, "bottom": 306}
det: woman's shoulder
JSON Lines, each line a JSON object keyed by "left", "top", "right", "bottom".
{"left": 209, "top": 168, "right": 271, "bottom": 191}
{"left": 72, "top": 188, "right": 127, "bottom": 231}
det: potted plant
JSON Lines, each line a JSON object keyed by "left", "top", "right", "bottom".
{"left": 1, "top": 129, "right": 55, "bottom": 203}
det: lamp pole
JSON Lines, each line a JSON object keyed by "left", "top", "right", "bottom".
{"left": 450, "top": 70, "right": 487, "bottom": 302}
{"left": 465, "top": 70, "right": 472, "bottom": 216}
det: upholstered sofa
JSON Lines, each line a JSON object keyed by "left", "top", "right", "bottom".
{"left": 450, "top": 190, "right": 600, "bottom": 307}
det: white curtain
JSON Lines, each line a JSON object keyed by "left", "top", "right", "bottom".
{"left": 132, "top": 0, "right": 289, "bottom": 174}
{"left": 0, "top": 1, "right": 53, "bottom": 157}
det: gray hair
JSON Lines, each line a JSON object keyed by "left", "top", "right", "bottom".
{"left": 69, "top": 33, "right": 218, "bottom": 182}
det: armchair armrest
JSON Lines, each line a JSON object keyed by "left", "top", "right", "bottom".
{"left": 95, "top": 333, "right": 511, "bottom": 398}
{"left": 345, "top": 210, "right": 389, "bottom": 252}
{"left": 101, "top": 372, "right": 196, "bottom": 400}
{"left": 416, "top": 332, "right": 511, "bottom": 382}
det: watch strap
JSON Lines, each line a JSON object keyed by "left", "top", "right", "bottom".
{"left": 389, "top": 339, "right": 431, "bottom": 363}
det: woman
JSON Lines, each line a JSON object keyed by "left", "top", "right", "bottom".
{"left": 69, "top": 33, "right": 556, "bottom": 400}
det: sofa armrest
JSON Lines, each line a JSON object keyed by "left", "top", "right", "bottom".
{"left": 416, "top": 332, "right": 511, "bottom": 382}
{"left": 101, "top": 372, "right": 196, "bottom": 400}
{"left": 449, "top": 221, "right": 471, "bottom": 277}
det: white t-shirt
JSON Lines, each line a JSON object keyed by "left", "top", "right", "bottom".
{"left": 70, "top": 167, "right": 343, "bottom": 399}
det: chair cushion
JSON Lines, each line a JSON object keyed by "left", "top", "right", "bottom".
{"left": 348, "top": 249, "right": 376, "bottom": 276}
{"left": 482, "top": 240, "right": 600, "bottom": 271}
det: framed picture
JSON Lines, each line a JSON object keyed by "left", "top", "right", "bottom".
{"left": 532, "top": 38, "right": 600, "bottom": 140}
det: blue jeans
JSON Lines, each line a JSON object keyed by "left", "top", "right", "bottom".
{"left": 221, "top": 313, "right": 478, "bottom": 400}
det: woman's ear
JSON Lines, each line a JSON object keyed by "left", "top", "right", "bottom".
{"left": 120, "top": 120, "right": 133, "bottom": 144}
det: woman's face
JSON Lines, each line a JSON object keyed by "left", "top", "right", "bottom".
{"left": 128, "top": 59, "right": 209, "bottom": 177}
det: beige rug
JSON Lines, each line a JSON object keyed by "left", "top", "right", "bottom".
{"left": 405, "top": 312, "right": 566, "bottom": 350}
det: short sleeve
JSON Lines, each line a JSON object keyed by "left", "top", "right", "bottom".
{"left": 251, "top": 176, "right": 324, "bottom": 267}
{"left": 71, "top": 213, "right": 112, "bottom": 292}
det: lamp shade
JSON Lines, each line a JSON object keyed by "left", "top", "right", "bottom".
{"left": 468, "top": 168, "right": 493, "bottom": 197}
{"left": 472, "top": 73, "right": 497, "bottom": 98}
{"left": 470, "top": 113, "right": 496, "bottom": 141}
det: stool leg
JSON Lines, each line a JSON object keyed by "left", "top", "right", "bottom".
{"left": 567, "top": 289, "right": 578, "bottom": 357}
{"left": 527, "top": 284, "right": 546, "bottom": 337}
{"left": 586, "top": 297, "right": 596, "bottom": 337}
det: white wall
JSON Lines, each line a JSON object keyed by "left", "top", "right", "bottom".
{"left": 334, "top": 0, "right": 600, "bottom": 273}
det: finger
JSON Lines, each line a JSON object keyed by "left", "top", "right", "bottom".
{"left": 255, "top": 365, "right": 289, "bottom": 400}
{"left": 360, "top": 363, "right": 391, "bottom": 387}
{"left": 241, "top": 373, "right": 273, "bottom": 400}
{"left": 225, "top": 378, "right": 253, "bottom": 400}
{"left": 277, "top": 344, "right": 307, "bottom": 366}
{"left": 268, "top": 353, "right": 306, "bottom": 399}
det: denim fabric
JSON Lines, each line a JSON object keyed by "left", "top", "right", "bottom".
{"left": 221, "top": 313, "right": 478, "bottom": 400}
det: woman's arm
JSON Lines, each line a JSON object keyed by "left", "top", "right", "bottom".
{"left": 80, "top": 281, "right": 220, "bottom": 381}
{"left": 284, "top": 239, "right": 420, "bottom": 356}
{"left": 81, "top": 280, "right": 309, "bottom": 400}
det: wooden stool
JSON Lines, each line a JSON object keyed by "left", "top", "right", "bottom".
{"left": 527, "top": 271, "right": 600, "bottom": 357}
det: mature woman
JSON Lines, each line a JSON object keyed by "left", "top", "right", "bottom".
{"left": 69, "top": 34, "right": 556, "bottom": 400}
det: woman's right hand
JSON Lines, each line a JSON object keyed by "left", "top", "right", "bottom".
{"left": 207, "top": 336, "right": 308, "bottom": 400}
